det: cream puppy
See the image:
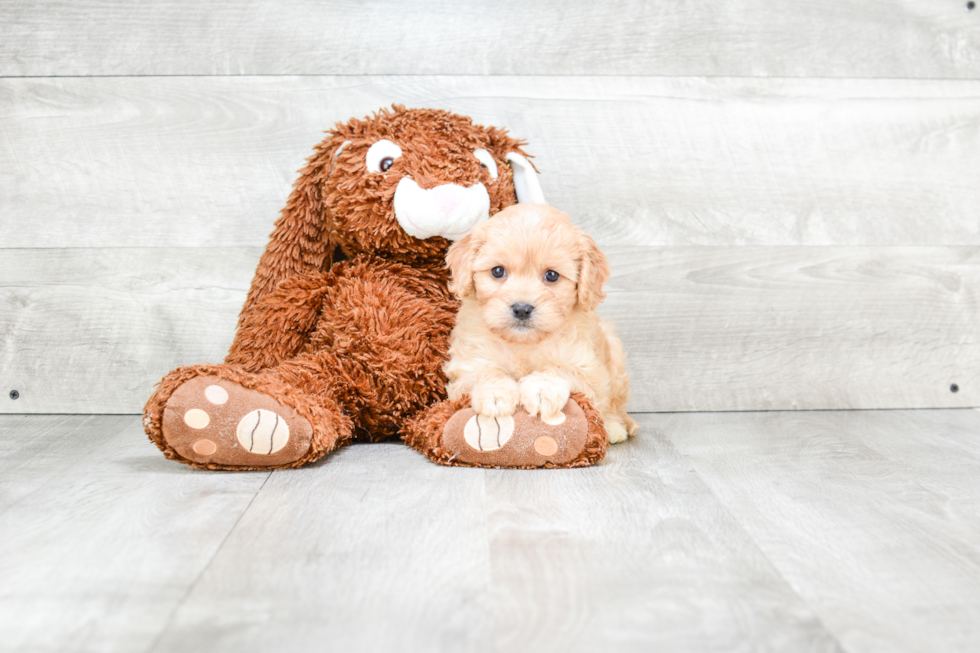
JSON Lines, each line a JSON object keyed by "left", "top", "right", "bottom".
{"left": 444, "top": 203, "right": 638, "bottom": 443}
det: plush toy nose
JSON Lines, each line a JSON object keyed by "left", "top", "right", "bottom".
{"left": 393, "top": 178, "right": 491, "bottom": 241}
{"left": 430, "top": 184, "right": 465, "bottom": 216}
{"left": 511, "top": 303, "right": 535, "bottom": 320}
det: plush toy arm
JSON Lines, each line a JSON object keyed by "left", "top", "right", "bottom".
{"left": 225, "top": 272, "right": 333, "bottom": 373}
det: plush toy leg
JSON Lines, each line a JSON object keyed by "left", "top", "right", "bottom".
{"left": 404, "top": 393, "right": 607, "bottom": 469}
{"left": 144, "top": 363, "right": 351, "bottom": 471}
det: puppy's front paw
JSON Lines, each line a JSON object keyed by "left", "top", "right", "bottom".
{"left": 471, "top": 378, "right": 520, "bottom": 418}
{"left": 519, "top": 373, "right": 571, "bottom": 425}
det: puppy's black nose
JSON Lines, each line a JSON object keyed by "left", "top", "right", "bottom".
{"left": 511, "top": 303, "right": 534, "bottom": 320}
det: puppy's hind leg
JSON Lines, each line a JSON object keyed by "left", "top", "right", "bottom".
{"left": 603, "top": 417, "right": 629, "bottom": 444}
{"left": 600, "top": 319, "right": 638, "bottom": 442}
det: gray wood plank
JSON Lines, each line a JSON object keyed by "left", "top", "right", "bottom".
{"left": 663, "top": 408, "right": 980, "bottom": 653}
{"left": 0, "top": 415, "right": 271, "bottom": 653}
{"left": 607, "top": 246, "right": 980, "bottom": 412}
{"left": 150, "top": 430, "right": 842, "bottom": 653}
{"left": 0, "top": 247, "right": 255, "bottom": 414}
{"left": 1, "top": 1, "right": 978, "bottom": 78}
{"left": 149, "top": 443, "right": 497, "bottom": 653}
{"left": 3, "top": 76, "right": 980, "bottom": 249}
{"left": 2, "top": 245, "right": 976, "bottom": 414}
{"left": 481, "top": 424, "right": 842, "bottom": 653}
{"left": 7, "top": 411, "right": 980, "bottom": 651}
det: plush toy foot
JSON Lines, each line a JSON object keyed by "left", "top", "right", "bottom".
{"left": 159, "top": 375, "right": 314, "bottom": 468}
{"left": 405, "top": 393, "right": 607, "bottom": 469}
{"left": 145, "top": 365, "right": 351, "bottom": 470}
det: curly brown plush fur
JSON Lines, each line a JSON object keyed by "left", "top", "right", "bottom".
{"left": 143, "top": 105, "right": 607, "bottom": 470}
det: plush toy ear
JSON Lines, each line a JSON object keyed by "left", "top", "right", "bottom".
{"left": 505, "top": 152, "right": 546, "bottom": 204}
{"left": 577, "top": 231, "right": 610, "bottom": 311}
{"left": 235, "top": 134, "right": 347, "bottom": 322}
{"left": 446, "top": 231, "right": 481, "bottom": 299}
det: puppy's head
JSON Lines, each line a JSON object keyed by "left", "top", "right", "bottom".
{"left": 446, "top": 204, "right": 610, "bottom": 344}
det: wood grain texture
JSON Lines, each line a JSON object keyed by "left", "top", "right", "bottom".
{"left": 6, "top": 411, "right": 980, "bottom": 652}
{"left": 1, "top": 0, "right": 979, "bottom": 78}
{"left": 481, "top": 426, "right": 842, "bottom": 653}
{"left": 2, "top": 245, "right": 975, "bottom": 414}
{"left": 605, "top": 246, "right": 980, "bottom": 411}
{"left": 663, "top": 409, "right": 980, "bottom": 653}
{"left": 0, "top": 247, "right": 256, "bottom": 414}
{"left": 150, "top": 427, "right": 842, "bottom": 653}
{"left": 10, "top": 410, "right": 980, "bottom": 652}
{"left": 0, "top": 415, "right": 271, "bottom": 653}
{"left": 3, "top": 76, "right": 980, "bottom": 249}
{"left": 149, "top": 441, "right": 497, "bottom": 653}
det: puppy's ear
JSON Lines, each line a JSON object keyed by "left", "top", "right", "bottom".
{"left": 446, "top": 232, "right": 480, "bottom": 299}
{"left": 577, "top": 232, "right": 610, "bottom": 311}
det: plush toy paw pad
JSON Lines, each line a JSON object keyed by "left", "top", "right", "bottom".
{"left": 442, "top": 398, "right": 589, "bottom": 468}
{"left": 236, "top": 409, "right": 290, "bottom": 454}
{"left": 463, "top": 414, "right": 515, "bottom": 451}
{"left": 162, "top": 376, "right": 313, "bottom": 467}
{"left": 533, "top": 435, "right": 559, "bottom": 456}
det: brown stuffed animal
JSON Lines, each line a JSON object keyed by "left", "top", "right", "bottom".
{"left": 143, "top": 105, "right": 607, "bottom": 470}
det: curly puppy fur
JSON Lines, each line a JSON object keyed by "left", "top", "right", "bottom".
{"left": 443, "top": 204, "right": 639, "bottom": 443}
{"left": 145, "top": 106, "right": 545, "bottom": 469}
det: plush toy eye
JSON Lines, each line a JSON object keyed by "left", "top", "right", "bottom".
{"left": 474, "top": 149, "right": 498, "bottom": 180}
{"left": 544, "top": 270, "right": 560, "bottom": 283}
{"left": 366, "top": 139, "right": 403, "bottom": 174}
{"left": 491, "top": 266, "right": 506, "bottom": 279}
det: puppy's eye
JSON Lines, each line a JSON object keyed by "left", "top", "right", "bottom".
{"left": 491, "top": 266, "right": 506, "bottom": 279}
{"left": 544, "top": 270, "right": 560, "bottom": 283}
{"left": 474, "top": 149, "right": 499, "bottom": 180}
{"left": 366, "top": 139, "right": 403, "bottom": 174}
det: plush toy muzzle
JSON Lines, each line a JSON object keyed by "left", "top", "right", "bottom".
{"left": 393, "top": 178, "right": 491, "bottom": 240}
{"left": 392, "top": 151, "right": 545, "bottom": 241}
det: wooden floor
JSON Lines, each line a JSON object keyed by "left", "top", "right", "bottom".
{"left": 3, "top": 409, "right": 980, "bottom": 653}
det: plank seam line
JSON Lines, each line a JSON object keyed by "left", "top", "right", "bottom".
{"left": 629, "top": 406, "right": 980, "bottom": 415}
{"left": 668, "top": 439, "right": 849, "bottom": 651}
{"left": 2, "top": 73, "right": 979, "bottom": 82}
{"left": 143, "top": 471, "right": 272, "bottom": 653}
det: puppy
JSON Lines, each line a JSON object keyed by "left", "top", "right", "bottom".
{"left": 444, "top": 203, "right": 638, "bottom": 443}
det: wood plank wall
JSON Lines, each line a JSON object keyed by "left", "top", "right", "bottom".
{"left": 1, "top": 2, "right": 978, "bottom": 414}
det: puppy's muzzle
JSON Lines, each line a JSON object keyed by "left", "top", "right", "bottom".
{"left": 511, "top": 303, "right": 535, "bottom": 321}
